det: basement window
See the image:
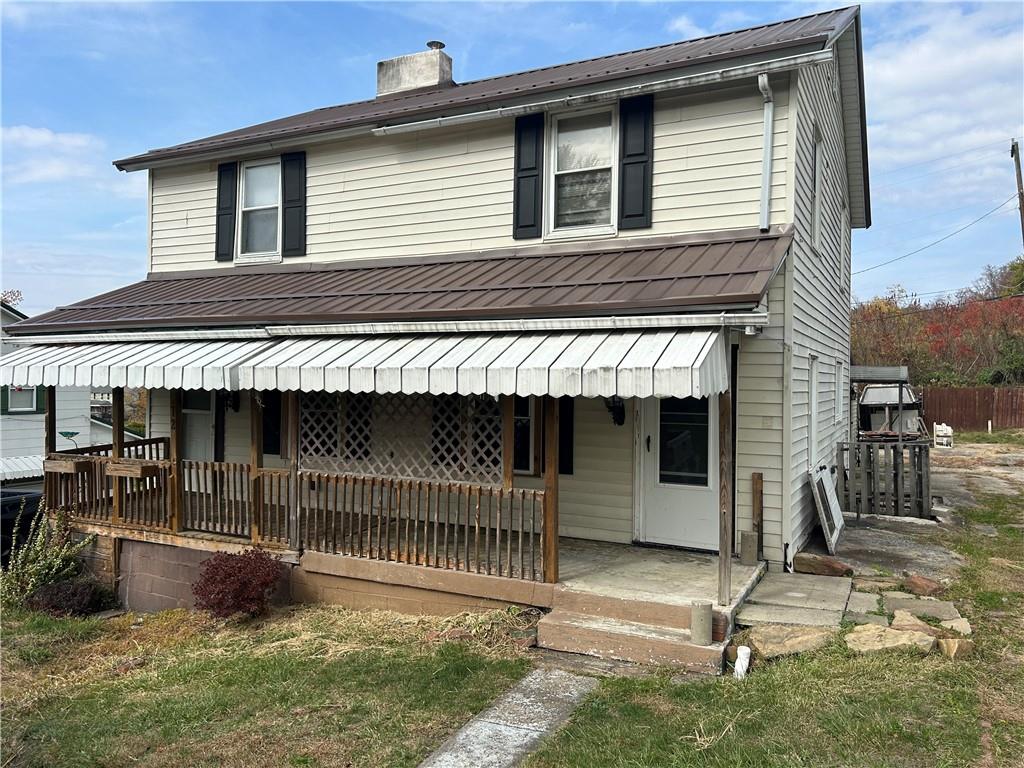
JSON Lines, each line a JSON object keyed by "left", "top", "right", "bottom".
{"left": 238, "top": 159, "right": 281, "bottom": 261}
{"left": 548, "top": 108, "right": 616, "bottom": 236}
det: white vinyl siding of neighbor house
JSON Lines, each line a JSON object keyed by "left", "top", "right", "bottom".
{"left": 1, "top": 388, "right": 90, "bottom": 459}
{"left": 147, "top": 82, "right": 791, "bottom": 272}
{"left": 786, "top": 60, "right": 853, "bottom": 555}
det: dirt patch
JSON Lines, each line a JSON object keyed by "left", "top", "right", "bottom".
{"left": 930, "top": 443, "right": 1024, "bottom": 509}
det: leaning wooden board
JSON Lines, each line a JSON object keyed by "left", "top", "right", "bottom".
{"left": 809, "top": 465, "right": 845, "bottom": 555}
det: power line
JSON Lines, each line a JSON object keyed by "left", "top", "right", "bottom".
{"left": 879, "top": 138, "right": 1019, "bottom": 175}
{"left": 852, "top": 195, "right": 1018, "bottom": 275}
{"left": 852, "top": 205, "right": 1018, "bottom": 260}
{"left": 872, "top": 151, "right": 1008, "bottom": 191}
{"left": 851, "top": 291, "right": 1024, "bottom": 323}
{"left": 852, "top": 271, "right": 1024, "bottom": 307}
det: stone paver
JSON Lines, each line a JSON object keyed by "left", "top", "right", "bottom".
{"left": 844, "top": 611, "right": 888, "bottom": 627}
{"left": 890, "top": 610, "right": 942, "bottom": 637}
{"left": 937, "top": 638, "right": 974, "bottom": 659}
{"left": 846, "top": 591, "right": 881, "bottom": 614}
{"left": 882, "top": 596, "right": 961, "bottom": 621}
{"left": 747, "top": 625, "right": 835, "bottom": 658}
{"left": 736, "top": 603, "right": 843, "bottom": 628}
{"left": 845, "top": 624, "right": 935, "bottom": 654}
{"left": 419, "top": 668, "right": 597, "bottom": 768}
{"left": 940, "top": 618, "right": 972, "bottom": 635}
{"left": 745, "top": 573, "right": 852, "bottom": 611}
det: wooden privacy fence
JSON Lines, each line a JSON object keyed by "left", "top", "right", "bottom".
{"left": 922, "top": 387, "right": 1024, "bottom": 430}
{"left": 838, "top": 441, "right": 932, "bottom": 518}
{"left": 295, "top": 472, "right": 546, "bottom": 581}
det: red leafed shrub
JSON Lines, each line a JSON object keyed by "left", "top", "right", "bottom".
{"left": 191, "top": 548, "right": 284, "bottom": 618}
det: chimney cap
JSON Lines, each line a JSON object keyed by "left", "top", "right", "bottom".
{"left": 426, "top": 40, "right": 445, "bottom": 50}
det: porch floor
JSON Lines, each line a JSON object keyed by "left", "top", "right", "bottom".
{"left": 558, "top": 538, "right": 763, "bottom": 608}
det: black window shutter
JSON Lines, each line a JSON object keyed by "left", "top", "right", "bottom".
{"left": 215, "top": 162, "right": 238, "bottom": 261}
{"left": 34, "top": 387, "right": 46, "bottom": 414}
{"left": 281, "top": 151, "right": 307, "bottom": 257}
{"left": 513, "top": 113, "right": 544, "bottom": 239}
{"left": 558, "top": 396, "right": 574, "bottom": 475}
{"left": 0, "top": 387, "right": 8, "bottom": 416}
{"left": 618, "top": 94, "right": 654, "bottom": 230}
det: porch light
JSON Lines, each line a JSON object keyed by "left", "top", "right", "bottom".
{"left": 604, "top": 396, "right": 626, "bottom": 426}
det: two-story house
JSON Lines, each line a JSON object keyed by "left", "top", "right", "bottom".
{"left": 1, "top": 6, "right": 869, "bottom": 668}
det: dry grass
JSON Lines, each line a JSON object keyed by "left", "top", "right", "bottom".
{"left": 2, "top": 604, "right": 535, "bottom": 768}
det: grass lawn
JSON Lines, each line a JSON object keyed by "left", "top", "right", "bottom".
{"left": 526, "top": 492, "right": 1024, "bottom": 768}
{"left": 955, "top": 428, "right": 1024, "bottom": 447}
{"left": 2, "top": 605, "right": 532, "bottom": 768}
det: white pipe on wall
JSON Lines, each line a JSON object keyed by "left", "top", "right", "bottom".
{"left": 757, "top": 73, "right": 775, "bottom": 233}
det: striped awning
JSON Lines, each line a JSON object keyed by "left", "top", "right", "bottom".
{"left": 0, "top": 329, "right": 728, "bottom": 399}
{"left": 0, "top": 455, "right": 44, "bottom": 481}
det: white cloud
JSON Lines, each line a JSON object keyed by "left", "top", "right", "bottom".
{"left": 711, "top": 10, "right": 756, "bottom": 32}
{"left": 1, "top": 125, "right": 100, "bottom": 151}
{"left": 666, "top": 15, "right": 709, "bottom": 40}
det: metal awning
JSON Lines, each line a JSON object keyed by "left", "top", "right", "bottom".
{"left": 0, "top": 329, "right": 728, "bottom": 399}
{"left": 1, "top": 455, "right": 44, "bottom": 482}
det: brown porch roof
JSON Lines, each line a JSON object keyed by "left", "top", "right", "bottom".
{"left": 8, "top": 227, "right": 792, "bottom": 336}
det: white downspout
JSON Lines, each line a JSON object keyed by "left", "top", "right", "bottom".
{"left": 758, "top": 73, "right": 775, "bottom": 232}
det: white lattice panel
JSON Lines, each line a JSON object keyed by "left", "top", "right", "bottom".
{"left": 299, "top": 393, "right": 503, "bottom": 485}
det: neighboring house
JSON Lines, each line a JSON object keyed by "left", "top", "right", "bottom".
{"left": 1, "top": 7, "right": 869, "bottom": 666}
{"left": 1, "top": 302, "right": 91, "bottom": 488}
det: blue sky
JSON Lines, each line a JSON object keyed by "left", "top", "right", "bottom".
{"left": 2, "top": 1, "right": 1023, "bottom": 317}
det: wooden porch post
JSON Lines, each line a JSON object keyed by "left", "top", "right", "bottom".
{"left": 249, "top": 391, "right": 264, "bottom": 544}
{"left": 717, "top": 390, "right": 734, "bottom": 606}
{"left": 542, "top": 396, "right": 559, "bottom": 583}
{"left": 501, "top": 395, "right": 514, "bottom": 490}
{"left": 285, "top": 390, "right": 300, "bottom": 549}
{"left": 43, "top": 386, "right": 56, "bottom": 504}
{"left": 168, "top": 389, "right": 184, "bottom": 532}
{"left": 111, "top": 387, "right": 125, "bottom": 525}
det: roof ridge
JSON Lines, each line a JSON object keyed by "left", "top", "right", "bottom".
{"left": 130, "top": 6, "right": 857, "bottom": 160}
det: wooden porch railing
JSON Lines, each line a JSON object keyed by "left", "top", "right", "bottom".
{"left": 45, "top": 447, "right": 549, "bottom": 582}
{"left": 295, "top": 472, "right": 545, "bottom": 580}
{"left": 63, "top": 436, "right": 169, "bottom": 460}
{"left": 181, "top": 460, "right": 252, "bottom": 538}
{"left": 838, "top": 440, "right": 932, "bottom": 518}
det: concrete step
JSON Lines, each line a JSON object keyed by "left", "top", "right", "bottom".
{"left": 537, "top": 610, "right": 724, "bottom": 673}
{"left": 734, "top": 603, "right": 843, "bottom": 628}
{"left": 552, "top": 588, "right": 734, "bottom": 641}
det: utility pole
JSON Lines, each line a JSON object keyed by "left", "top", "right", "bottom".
{"left": 1012, "top": 139, "right": 1024, "bottom": 248}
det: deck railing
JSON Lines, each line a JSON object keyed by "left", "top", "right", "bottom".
{"left": 295, "top": 472, "right": 545, "bottom": 579}
{"left": 838, "top": 440, "right": 932, "bottom": 518}
{"left": 182, "top": 460, "right": 252, "bottom": 538}
{"left": 45, "top": 446, "right": 550, "bottom": 582}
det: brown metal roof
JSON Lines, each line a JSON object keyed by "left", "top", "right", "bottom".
{"left": 8, "top": 228, "right": 793, "bottom": 336}
{"left": 114, "top": 7, "right": 859, "bottom": 170}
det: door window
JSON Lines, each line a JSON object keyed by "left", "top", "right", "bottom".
{"left": 658, "top": 397, "right": 709, "bottom": 486}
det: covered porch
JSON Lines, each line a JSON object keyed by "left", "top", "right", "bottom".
{"left": 9, "top": 324, "right": 743, "bottom": 607}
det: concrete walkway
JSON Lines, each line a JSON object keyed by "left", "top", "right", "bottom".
{"left": 736, "top": 572, "right": 853, "bottom": 627}
{"left": 419, "top": 668, "right": 597, "bottom": 768}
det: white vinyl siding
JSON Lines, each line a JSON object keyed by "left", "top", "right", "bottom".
{"left": 148, "top": 82, "right": 791, "bottom": 273}
{"left": 786, "top": 60, "right": 853, "bottom": 554}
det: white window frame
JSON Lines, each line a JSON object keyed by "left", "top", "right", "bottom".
{"left": 811, "top": 126, "right": 824, "bottom": 253}
{"left": 544, "top": 106, "right": 619, "bottom": 240}
{"left": 7, "top": 385, "right": 36, "bottom": 413}
{"left": 236, "top": 157, "right": 282, "bottom": 264}
{"left": 834, "top": 359, "right": 844, "bottom": 426}
{"left": 512, "top": 396, "right": 534, "bottom": 476}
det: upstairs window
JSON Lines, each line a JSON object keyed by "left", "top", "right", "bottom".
{"left": 239, "top": 159, "right": 281, "bottom": 260}
{"left": 550, "top": 109, "right": 615, "bottom": 233}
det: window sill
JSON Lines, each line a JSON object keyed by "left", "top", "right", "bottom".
{"left": 235, "top": 253, "right": 282, "bottom": 266}
{"left": 543, "top": 226, "right": 617, "bottom": 243}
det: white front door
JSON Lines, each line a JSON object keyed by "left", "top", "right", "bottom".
{"left": 182, "top": 391, "right": 214, "bottom": 461}
{"left": 638, "top": 395, "right": 719, "bottom": 551}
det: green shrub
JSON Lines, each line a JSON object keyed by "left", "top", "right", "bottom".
{"left": 0, "top": 504, "right": 96, "bottom": 608}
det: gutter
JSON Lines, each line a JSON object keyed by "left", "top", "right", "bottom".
{"left": 372, "top": 50, "right": 832, "bottom": 137}
{"left": 115, "top": 49, "right": 833, "bottom": 171}
{"left": 5, "top": 310, "right": 771, "bottom": 346}
{"left": 757, "top": 73, "right": 775, "bottom": 232}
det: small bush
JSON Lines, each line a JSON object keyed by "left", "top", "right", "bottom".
{"left": 26, "top": 577, "right": 116, "bottom": 617}
{"left": 1, "top": 504, "right": 96, "bottom": 608}
{"left": 192, "top": 548, "right": 284, "bottom": 618}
